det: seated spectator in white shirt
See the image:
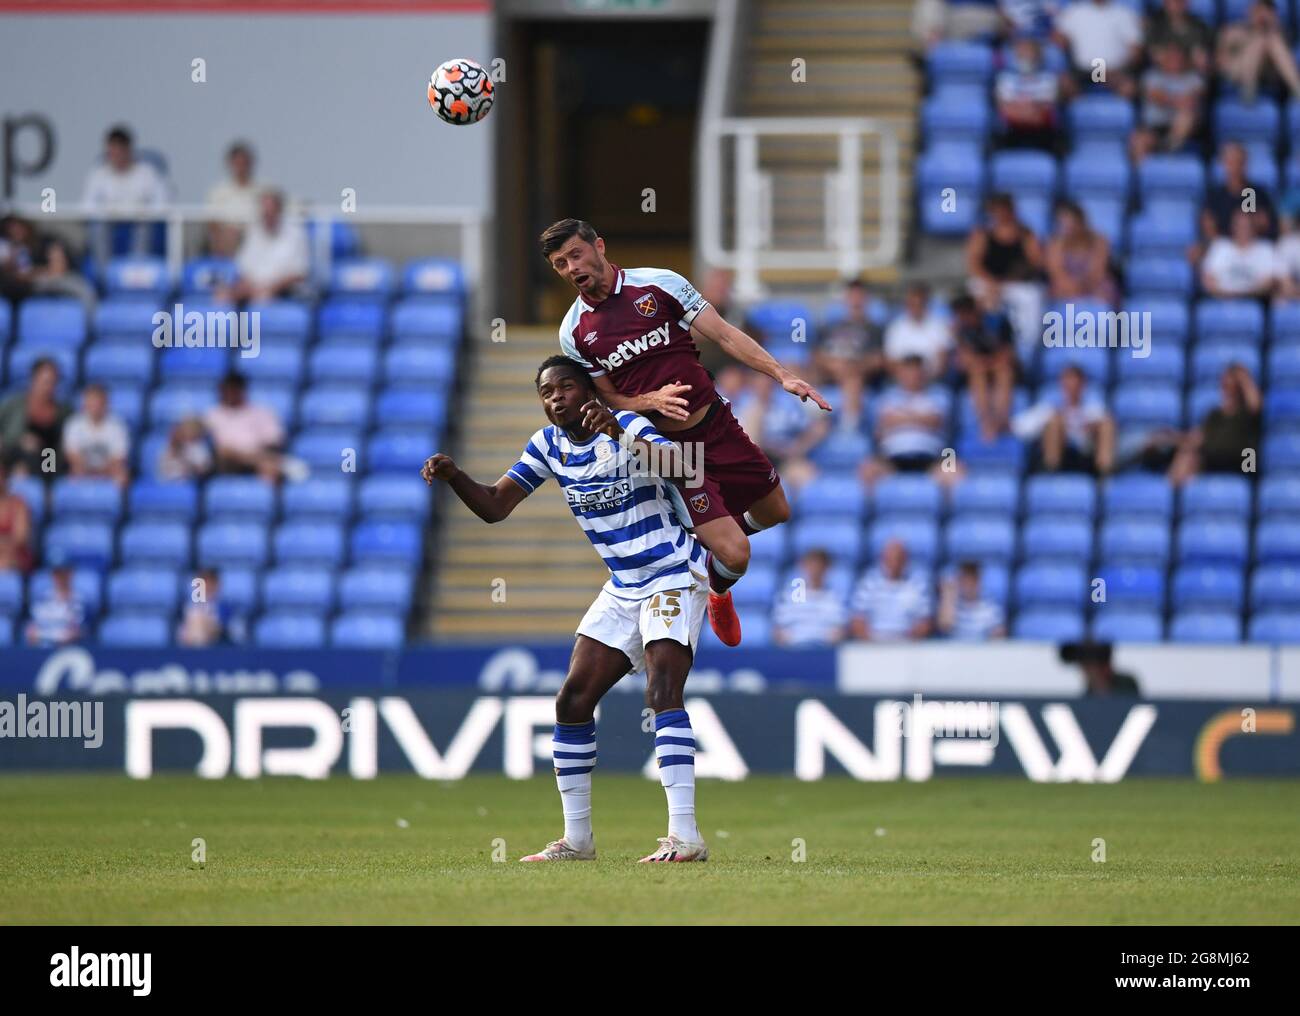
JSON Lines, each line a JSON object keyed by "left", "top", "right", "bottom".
{"left": 884, "top": 282, "right": 951, "bottom": 381}
{"left": 177, "top": 568, "right": 248, "bottom": 647}
{"left": 938, "top": 561, "right": 1006, "bottom": 640}
{"left": 865, "top": 355, "right": 951, "bottom": 483}
{"left": 63, "top": 383, "right": 129, "bottom": 487}
{"left": 203, "top": 372, "right": 286, "bottom": 483}
{"left": 1014, "top": 364, "right": 1115, "bottom": 473}
{"left": 82, "top": 124, "right": 170, "bottom": 262}
{"left": 1052, "top": 0, "right": 1143, "bottom": 99}
{"left": 995, "top": 36, "right": 1063, "bottom": 152}
{"left": 772, "top": 548, "right": 850, "bottom": 647}
{"left": 205, "top": 141, "right": 260, "bottom": 258}
{"left": 216, "top": 189, "right": 309, "bottom": 303}
{"left": 1201, "top": 209, "right": 1277, "bottom": 298}
{"left": 158, "top": 417, "right": 214, "bottom": 481}
{"left": 1276, "top": 222, "right": 1300, "bottom": 300}
{"left": 25, "top": 560, "right": 91, "bottom": 647}
{"left": 850, "top": 539, "right": 933, "bottom": 641}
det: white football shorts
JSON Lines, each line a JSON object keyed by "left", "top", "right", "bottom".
{"left": 575, "top": 575, "right": 710, "bottom": 675}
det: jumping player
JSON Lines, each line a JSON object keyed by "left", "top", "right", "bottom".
{"left": 541, "top": 218, "right": 832, "bottom": 647}
{"left": 421, "top": 355, "right": 711, "bottom": 863}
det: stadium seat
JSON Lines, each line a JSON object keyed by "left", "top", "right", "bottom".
{"left": 0, "top": 571, "right": 24, "bottom": 615}
{"left": 927, "top": 41, "right": 994, "bottom": 86}
{"left": 84, "top": 343, "right": 155, "bottom": 386}
{"left": 291, "top": 428, "right": 363, "bottom": 471}
{"left": 1023, "top": 474, "right": 1096, "bottom": 518}
{"left": 944, "top": 516, "right": 1016, "bottom": 564}
{"left": 119, "top": 520, "right": 191, "bottom": 567}
{"left": 1255, "top": 519, "right": 1300, "bottom": 560}
{"left": 1068, "top": 93, "right": 1135, "bottom": 144}
{"left": 148, "top": 386, "right": 216, "bottom": 428}
{"left": 731, "top": 563, "right": 779, "bottom": 610}
{"left": 1213, "top": 96, "right": 1281, "bottom": 147}
{"left": 108, "top": 567, "right": 179, "bottom": 611}
{"left": 956, "top": 434, "right": 1025, "bottom": 474}
{"left": 1196, "top": 299, "right": 1265, "bottom": 345}
{"left": 98, "top": 614, "right": 171, "bottom": 647}
{"left": 273, "top": 521, "right": 345, "bottom": 564}
{"left": 103, "top": 256, "right": 170, "bottom": 299}
{"left": 872, "top": 474, "right": 941, "bottom": 518}
{"left": 1268, "top": 344, "right": 1300, "bottom": 385}
{"left": 1173, "top": 564, "right": 1245, "bottom": 610}
{"left": 351, "top": 521, "right": 422, "bottom": 563}
{"left": 1265, "top": 388, "right": 1300, "bottom": 431}
{"left": 1176, "top": 519, "right": 1250, "bottom": 565}
{"left": 239, "top": 346, "right": 303, "bottom": 386}
{"left": 1112, "top": 384, "right": 1182, "bottom": 429}
{"left": 246, "top": 301, "right": 311, "bottom": 343}
{"left": 791, "top": 519, "right": 863, "bottom": 564}
{"left": 382, "top": 345, "right": 456, "bottom": 386}
{"left": 1064, "top": 150, "right": 1131, "bottom": 200}
{"left": 1271, "top": 302, "right": 1300, "bottom": 345}
{"left": 329, "top": 258, "right": 395, "bottom": 300}
{"left": 358, "top": 475, "right": 431, "bottom": 519}
{"left": 202, "top": 476, "right": 276, "bottom": 520}
{"left": 309, "top": 344, "right": 378, "bottom": 385}
{"left": 51, "top": 479, "right": 122, "bottom": 523}
{"left": 1193, "top": 343, "right": 1260, "bottom": 385}
{"left": 317, "top": 300, "right": 386, "bottom": 345}
{"left": 1096, "top": 563, "right": 1165, "bottom": 609}
{"left": 1264, "top": 433, "right": 1300, "bottom": 471}
{"left": 197, "top": 522, "right": 269, "bottom": 568}
{"left": 1091, "top": 610, "right": 1163, "bottom": 642}
{"left": 255, "top": 613, "right": 326, "bottom": 648}
{"left": 390, "top": 298, "right": 463, "bottom": 343}
{"left": 1021, "top": 517, "right": 1093, "bottom": 560}
{"left": 281, "top": 477, "right": 355, "bottom": 520}
{"left": 1014, "top": 562, "right": 1086, "bottom": 607}
{"left": 868, "top": 518, "right": 939, "bottom": 565}
{"left": 1137, "top": 153, "right": 1205, "bottom": 202}
{"left": 1114, "top": 343, "right": 1185, "bottom": 385}
{"left": 810, "top": 431, "right": 871, "bottom": 471}
{"left": 1253, "top": 563, "right": 1300, "bottom": 610}
{"left": 338, "top": 567, "right": 416, "bottom": 612}
{"left": 375, "top": 389, "right": 446, "bottom": 428}
{"left": 1169, "top": 611, "right": 1241, "bottom": 643}
{"left": 367, "top": 430, "right": 432, "bottom": 474}
{"left": 917, "top": 145, "right": 985, "bottom": 234}
{"left": 7, "top": 346, "right": 77, "bottom": 390}
{"left": 1013, "top": 608, "right": 1085, "bottom": 641}
{"left": 949, "top": 473, "right": 1018, "bottom": 516}
{"left": 1100, "top": 519, "right": 1169, "bottom": 563}
{"left": 42, "top": 521, "right": 113, "bottom": 569}
{"left": 1126, "top": 257, "right": 1194, "bottom": 298}
{"left": 1248, "top": 612, "right": 1300, "bottom": 642}
{"left": 93, "top": 300, "right": 161, "bottom": 344}
{"left": 402, "top": 258, "right": 465, "bottom": 297}
{"left": 1127, "top": 206, "right": 1197, "bottom": 257}
{"left": 921, "top": 90, "right": 991, "bottom": 145}
{"left": 128, "top": 480, "right": 198, "bottom": 522}
{"left": 1180, "top": 476, "right": 1252, "bottom": 519}
{"left": 300, "top": 386, "right": 372, "bottom": 429}
{"left": 331, "top": 612, "right": 404, "bottom": 648}
{"left": 261, "top": 567, "right": 336, "bottom": 613}
{"left": 181, "top": 257, "right": 238, "bottom": 295}
{"left": 1258, "top": 476, "right": 1300, "bottom": 517}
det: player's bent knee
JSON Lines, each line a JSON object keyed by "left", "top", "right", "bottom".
{"left": 555, "top": 679, "right": 599, "bottom": 724}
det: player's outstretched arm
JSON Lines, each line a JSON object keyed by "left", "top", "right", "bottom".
{"left": 689, "top": 305, "right": 832, "bottom": 412}
{"left": 421, "top": 452, "right": 528, "bottom": 523}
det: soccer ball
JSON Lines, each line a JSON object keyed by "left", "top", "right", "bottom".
{"left": 427, "top": 58, "right": 494, "bottom": 125}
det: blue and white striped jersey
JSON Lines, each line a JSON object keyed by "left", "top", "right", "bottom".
{"left": 506, "top": 410, "right": 706, "bottom": 601}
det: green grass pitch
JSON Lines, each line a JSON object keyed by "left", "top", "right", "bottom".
{"left": 1, "top": 774, "right": 1297, "bottom": 924}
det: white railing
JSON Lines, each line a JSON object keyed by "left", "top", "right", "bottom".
{"left": 3, "top": 202, "right": 487, "bottom": 323}
{"left": 699, "top": 117, "right": 902, "bottom": 301}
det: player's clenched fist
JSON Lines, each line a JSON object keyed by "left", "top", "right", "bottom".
{"left": 421, "top": 453, "right": 459, "bottom": 484}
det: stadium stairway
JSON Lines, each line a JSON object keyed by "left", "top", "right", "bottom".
{"left": 737, "top": 0, "right": 919, "bottom": 289}
{"left": 425, "top": 325, "right": 608, "bottom": 640}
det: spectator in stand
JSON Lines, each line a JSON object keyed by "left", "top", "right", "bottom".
{"left": 1276, "top": 216, "right": 1300, "bottom": 300}
{"left": 1045, "top": 200, "right": 1117, "bottom": 304}
{"left": 82, "top": 125, "right": 169, "bottom": 264}
{"left": 205, "top": 141, "right": 260, "bottom": 258}
{"left": 0, "top": 462, "right": 34, "bottom": 573}
{"left": 215, "top": 188, "right": 309, "bottom": 303}
{"left": 938, "top": 560, "right": 1006, "bottom": 640}
{"left": 1168, "top": 364, "right": 1262, "bottom": 486}
{"left": 1200, "top": 208, "right": 1277, "bottom": 298}
{"left": 865, "top": 354, "right": 950, "bottom": 483}
{"left": 884, "top": 282, "right": 952, "bottom": 381}
{"left": 204, "top": 372, "right": 287, "bottom": 483}
{"left": 1014, "top": 364, "right": 1115, "bottom": 474}
{"left": 0, "top": 215, "right": 97, "bottom": 312}
{"left": 736, "top": 372, "right": 831, "bottom": 490}
{"left": 1053, "top": 0, "right": 1143, "bottom": 99}
{"left": 25, "top": 558, "right": 91, "bottom": 647}
{"left": 63, "top": 383, "right": 129, "bottom": 487}
{"left": 1200, "top": 142, "right": 1276, "bottom": 245}
{"left": 850, "top": 538, "right": 933, "bottom": 642}
{"left": 177, "top": 568, "right": 247, "bottom": 647}
{"left": 1216, "top": 0, "right": 1300, "bottom": 102}
{"left": 1130, "top": 41, "right": 1205, "bottom": 161}
{"left": 158, "top": 417, "right": 214, "bottom": 482}
{"left": 913, "top": 0, "right": 1004, "bottom": 48}
{"left": 771, "top": 548, "right": 850, "bottom": 647}
{"left": 814, "top": 279, "right": 884, "bottom": 430}
{"left": 0, "top": 357, "right": 70, "bottom": 478}
{"left": 998, "top": 0, "right": 1060, "bottom": 39}
{"left": 1146, "top": 0, "right": 1213, "bottom": 74}
{"left": 966, "top": 193, "right": 1045, "bottom": 357}
{"left": 952, "top": 295, "right": 1016, "bottom": 440}
{"left": 994, "top": 35, "right": 1063, "bottom": 152}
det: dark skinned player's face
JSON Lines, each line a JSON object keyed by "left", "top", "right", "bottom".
{"left": 537, "top": 367, "right": 592, "bottom": 430}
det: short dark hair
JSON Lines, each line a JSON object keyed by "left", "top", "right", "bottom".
{"left": 957, "top": 560, "right": 982, "bottom": 578}
{"left": 950, "top": 294, "right": 978, "bottom": 315}
{"left": 227, "top": 140, "right": 254, "bottom": 161}
{"left": 539, "top": 218, "right": 598, "bottom": 259}
{"left": 106, "top": 125, "right": 133, "bottom": 148}
{"left": 30, "top": 356, "right": 59, "bottom": 378}
{"left": 220, "top": 371, "right": 248, "bottom": 390}
{"left": 534, "top": 354, "right": 592, "bottom": 390}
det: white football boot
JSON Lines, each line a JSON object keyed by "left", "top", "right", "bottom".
{"left": 519, "top": 837, "right": 596, "bottom": 862}
{"left": 638, "top": 834, "right": 709, "bottom": 863}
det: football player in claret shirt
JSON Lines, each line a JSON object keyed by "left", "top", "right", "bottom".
{"left": 541, "top": 218, "right": 832, "bottom": 647}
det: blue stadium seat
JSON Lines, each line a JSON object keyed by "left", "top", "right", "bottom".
{"left": 202, "top": 476, "right": 276, "bottom": 520}
{"left": 359, "top": 475, "right": 430, "bottom": 519}
{"left": 351, "top": 521, "right": 422, "bottom": 563}
{"left": 0, "top": 571, "right": 24, "bottom": 615}
{"left": 261, "top": 567, "right": 336, "bottom": 613}
{"left": 949, "top": 473, "right": 1018, "bottom": 516}
{"left": 181, "top": 257, "right": 238, "bottom": 295}
{"left": 868, "top": 518, "right": 939, "bottom": 565}
{"left": 281, "top": 477, "right": 355, "bottom": 520}
{"left": 1013, "top": 608, "right": 1085, "bottom": 641}
{"left": 809, "top": 431, "right": 871, "bottom": 471}
{"left": 1195, "top": 299, "right": 1265, "bottom": 345}
{"left": 309, "top": 344, "right": 378, "bottom": 385}
{"left": 213, "top": 567, "right": 259, "bottom": 614}
{"left": 1271, "top": 302, "right": 1300, "bottom": 345}
{"left": 1176, "top": 519, "right": 1250, "bottom": 565}
{"left": 290, "top": 428, "right": 362, "bottom": 471}
{"left": 329, "top": 258, "right": 395, "bottom": 300}
{"left": 197, "top": 522, "right": 269, "bottom": 568}
{"left": 1137, "top": 153, "right": 1205, "bottom": 202}
{"left": 1096, "top": 563, "right": 1165, "bottom": 608}
{"left": 158, "top": 345, "right": 230, "bottom": 379}
{"left": 0, "top": 300, "right": 9, "bottom": 345}
{"left": 1192, "top": 343, "right": 1260, "bottom": 384}
{"left": 1100, "top": 519, "right": 1169, "bottom": 563}
{"left": 18, "top": 298, "right": 86, "bottom": 347}
{"left": 305, "top": 219, "right": 359, "bottom": 261}
{"left": 255, "top": 613, "right": 326, "bottom": 648}
{"left": 956, "top": 434, "right": 1025, "bottom": 474}
{"left": 917, "top": 144, "right": 985, "bottom": 234}
{"left": 42, "top": 521, "right": 113, "bottom": 569}
{"left": 1173, "top": 564, "right": 1244, "bottom": 610}
{"left": 1127, "top": 206, "right": 1197, "bottom": 256}
{"left": 129, "top": 480, "right": 198, "bottom": 522}
{"left": 1091, "top": 610, "right": 1163, "bottom": 641}
{"left": 1112, "top": 384, "right": 1182, "bottom": 429}
{"left": 239, "top": 346, "right": 303, "bottom": 385}
{"left": 1064, "top": 150, "right": 1131, "bottom": 200}
{"left": 1186, "top": 382, "right": 1223, "bottom": 423}
{"left": 990, "top": 151, "right": 1058, "bottom": 201}
{"left": 274, "top": 521, "right": 345, "bottom": 564}
{"left": 1125, "top": 257, "right": 1194, "bottom": 298}
{"left": 1021, "top": 517, "right": 1092, "bottom": 560}
{"left": 84, "top": 343, "right": 155, "bottom": 386}
{"left": 331, "top": 612, "right": 404, "bottom": 648}
{"left": 1267, "top": 344, "right": 1300, "bottom": 385}
{"left": 1213, "top": 96, "right": 1281, "bottom": 147}
{"left": 732, "top": 563, "right": 779, "bottom": 609}
{"left": 1014, "top": 561, "right": 1086, "bottom": 607}
{"left": 791, "top": 519, "right": 863, "bottom": 564}
{"left": 390, "top": 298, "right": 463, "bottom": 343}
{"left": 8, "top": 476, "right": 46, "bottom": 526}
{"left": 103, "top": 256, "right": 170, "bottom": 299}
{"left": 317, "top": 300, "right": 386, "bottom": 345}
{"left": 1255, "top": 519, "right": 1300, "bottom": 560}
{"left": 1252, "top": 564, "right": 1300, "bottom": 609}
{"left": 338, "top": 567, "right": 415, "bottom": 612}
{"left": 246, "top": 301, "right": 311, "bottom": 343}
{"left": 93, "top": 300, "right": 160, "bottom": 344}
{"left": 1265, "top": 388, "right": 1300, "bottom": 431}
{"left": 148, "top": 386, "right": 216, "bottom": 428}
{"left": 1258, "top": 476, "right": 1300, "bottom": 516}
{"left": 119, "top": 520, "right": 190, "bottom": 567}
{"left": 1115, "top": 343, "right": 1185, "bottom": 385}
{"left": 1068, "top": 94, "right": 1136, "bottom": 144}
{"left": 778, "top": 563, "right": 855, "bottom": 602}
{"left": 1248, "top": 612, "right": 1300, "bottom": 642}
{"left": 1076, "top": 195, "right": 1126, "bottom": 248}
{"left": 51, "top": 479, "right": 122, "bottom": 522}
{"left": 872, "top": 474, "right": 941, "bottom": 518}
{"left": 944, "top": 516, "right": 1016, "bottom": 564}
{"left": 1024, "top": 474, "right": 1096, "bottom": 518}
{"left": 402, "top": 258, "right": 465, "bottom": 297}
{"left": 367, "top": 430, "right": 431, "bottom": 473}
{"left": 375, "top": 389, "right": 445, "bottom": 429}
{"left": 927, "top": 41, "right": 994, "bottom": 86}
{"left": 300, "top": 386, "right": 372, "bottom": 429}
{"left": 921, "top": 90, "right": 991, "bottom": 145}
{"left": 1170, "top": 611, "right": 1241, "bottom": 643}
{"left": 107, "top": 567, "right": 179, "bottom": 611}
{"left": 748, "top": 525, "right": 788, "bottom": 566}
{"left": 99, "top": 614, "right": 170, "bottom": 647}
{"left": 1264, "top": 433, "right": 1300, "bottom": 471}
{"left": 382, "top": 346, "right": 456, "bottom": 386}
{"left": 1180, "top": 475, "right": 1252, "bottom": 519}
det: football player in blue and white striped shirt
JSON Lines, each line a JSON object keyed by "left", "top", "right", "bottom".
{"left": 421, "top": 355, "right": 711, "bottom": 863}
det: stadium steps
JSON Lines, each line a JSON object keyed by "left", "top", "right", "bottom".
{"left": 426, "top": 325, "right": 612, "bottom": 641}
{"left": 734, "top": 0, "right": 917, "bottom": 289}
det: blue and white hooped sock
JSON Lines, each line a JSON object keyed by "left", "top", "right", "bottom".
{"left": 553, "top": 720, "right": 597, "bottom": 848}
{"left": 653, "top": 708, "right": 700, "bottom": 843}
